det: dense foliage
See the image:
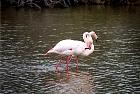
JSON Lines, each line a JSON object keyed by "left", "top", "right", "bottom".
{"left": 2, "top": 0, "right": 140, "bottom": 8}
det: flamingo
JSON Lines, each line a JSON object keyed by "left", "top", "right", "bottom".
{"left": 45, "top": 31, "right": 98, "bottom": 72}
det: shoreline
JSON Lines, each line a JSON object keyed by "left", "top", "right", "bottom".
{"left": 2, "top": 0, "right": 140, "bottom": 9}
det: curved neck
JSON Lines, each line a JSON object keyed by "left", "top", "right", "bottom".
{"left": 85, "top": 41, "right": 93, "bottom": 50}
{"left": 83, "top": 44, "right": 94, "bottom": 56}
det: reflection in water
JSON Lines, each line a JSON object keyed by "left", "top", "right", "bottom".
{"left": 1, "top": 6, "right": 140, "bottom": 94}
{"left": 45, "top": 71, "right": 94, "bottom": 94}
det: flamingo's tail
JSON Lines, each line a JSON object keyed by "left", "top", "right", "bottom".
{"left": 44, "top": 48, "right": 54, "bottom": 56}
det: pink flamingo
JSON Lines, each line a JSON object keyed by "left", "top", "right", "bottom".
{"left": 45, "top": 31, "right": 98, "bottom": 72}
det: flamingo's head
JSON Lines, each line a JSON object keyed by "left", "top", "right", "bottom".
{"left": 83, "top": 32, "right": 93, "bottom": 43}
{"left": 83, "top": 32, "right": 93, "bottom": 49}
{"left": 89, "top": 31, "right": 98, "bottom": 41}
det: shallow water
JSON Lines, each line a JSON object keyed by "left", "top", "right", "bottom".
{"left": 1, "top": 6, "right": 140, "bottom": 94}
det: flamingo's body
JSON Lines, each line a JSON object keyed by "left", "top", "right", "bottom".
{"left": 45, "top": 31, "right": 98, "bottom": 72}
{"left": 47, "top": 39, "right": 94, "bottom": 56}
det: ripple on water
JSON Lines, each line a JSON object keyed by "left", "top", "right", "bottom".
{"left": 1, "top": 6, "right": 140, "bottom": 94}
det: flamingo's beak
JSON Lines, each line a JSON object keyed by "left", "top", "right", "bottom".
{"left": 89, "top": 31, "right": 98, "bottom": 42}
{"left": 95, "top": 37, "right": 98, "bottom": 42}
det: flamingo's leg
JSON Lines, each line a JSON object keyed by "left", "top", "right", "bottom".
{"left": 56, "top": 58, "right": 61, "bottom": 72}
{"left": 56, "top": 56, "right": 64, "bottom": 72}
{"left": 75, "top": 56, "right": 79, "bottom": 72}
{"left": 66, "top": 55, "right": 72, "bottom": 72}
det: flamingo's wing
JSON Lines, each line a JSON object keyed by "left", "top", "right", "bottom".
{"left": 52, "top": 39, "right": 86, "bottom": 55}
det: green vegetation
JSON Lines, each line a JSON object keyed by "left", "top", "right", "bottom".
{"left": 2, "top": 0, "right": 140, "bottom": 9}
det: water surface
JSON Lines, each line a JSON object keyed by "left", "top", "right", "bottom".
{"left": 1, "top": 6, "right": 140, "bottom": 94}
